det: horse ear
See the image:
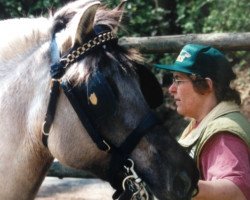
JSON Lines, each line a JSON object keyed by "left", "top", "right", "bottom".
{"left": 72, "top": 1, "right": 100, "bottom": 45}
{"left": 135, "top": 64, "right": 164, "bottom": 109}
{"left": 114, "top": 0, "right": 127, "bottom": 22}
{"left": 52, "top": 1, "right": 99, "bottom": 33}
{"left": 106, "top": 0, "right": 127, "bottom": 33}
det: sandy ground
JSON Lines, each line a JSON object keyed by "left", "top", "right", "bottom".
{"left": 36, "top": 177, "right": 115, "bottom": 200}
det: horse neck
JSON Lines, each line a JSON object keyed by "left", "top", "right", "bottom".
{"left": 0, "top": 18, "right": 51, "bottom": 61}
{"left": 0, "top": 17, "right": 54, "bottom": 199}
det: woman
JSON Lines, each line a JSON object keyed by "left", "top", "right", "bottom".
{"left": 155, "top": 44, "right": 250, "bottom": 200}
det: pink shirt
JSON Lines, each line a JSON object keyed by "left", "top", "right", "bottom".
{"left": 199, "top": 132, "right": 250, "bottom": 199}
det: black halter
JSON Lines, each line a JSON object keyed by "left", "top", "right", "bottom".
{"left": 42, "top": 25, "right": 160, "bottom": 199}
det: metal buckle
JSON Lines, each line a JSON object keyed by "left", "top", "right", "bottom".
{"left": 42, "top": 121, "right": 51, "bottom": 136}
{"left": 103, "top": 140, "right": 111, "bottom": 152}
{"left": 122, "top": 159, "right": 150, "bottom": 200}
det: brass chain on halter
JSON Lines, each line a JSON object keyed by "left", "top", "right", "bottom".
{"left": 61, "top": 31, "right": 117, "bottom": 67}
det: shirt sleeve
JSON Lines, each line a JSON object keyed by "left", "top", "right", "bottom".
{"left": 199, "top": 132, "right": 250, "bottom": 199}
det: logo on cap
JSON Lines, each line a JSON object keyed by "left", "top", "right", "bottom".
{"left": 176, "top": 50, "right": 191, "bottom": 62}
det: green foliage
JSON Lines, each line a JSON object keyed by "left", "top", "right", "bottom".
{"left": 1, "top": 0, "right": 250, "bottom": 36}
{"left": 203, "top": 0, "right": 250, "bottom": 32}
{"left": 27, "top": 0, "right": 62, "bottom": 17}
{"left": 0, "top": 0, "right": 22, "bottom": 18}
{"left": 0, "top": 0, "right": 62, "bottom": 19}
{"left": 176, "top": 0, "right": 250, "bottom": 33}
{"left": 124, "top": 1, "right": 167, "bottom": 36}
{"left": 1, "top": 0, "right": 250, "bottom": 66}
{"left": 0, "top": 0, "right": 169, "bottom": 37}
{"left": 104, "top": 0, "right": 168, "bottom": 37}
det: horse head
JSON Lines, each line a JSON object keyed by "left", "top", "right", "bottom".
{"left": 41, "top": 1, "right": 199, "bottom": 199}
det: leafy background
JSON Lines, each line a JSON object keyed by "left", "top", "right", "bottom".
{"left": 2, "top": 0, "right": 250, "bottom": 59}
{"left": 0, "top": 0, "right": 249, "bottom": 133}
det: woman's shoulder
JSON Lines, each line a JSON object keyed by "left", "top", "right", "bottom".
{"left": 203, "top": 112, "right": 250, "bottom": 146}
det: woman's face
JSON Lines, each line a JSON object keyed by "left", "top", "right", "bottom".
{"left": 168, "top": 72, "right": 209, "bottom": 120}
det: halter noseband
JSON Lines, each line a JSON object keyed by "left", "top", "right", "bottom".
{"left": 42, "top": 25, "right": 160, "bottom": 200}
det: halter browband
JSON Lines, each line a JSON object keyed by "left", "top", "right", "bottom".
{"left": 43, "top": 25, "right": 160, "bottom": 200}
{"left": 49, "top": 30, "right": 117, "bottom": 79}
{"left": 61, "top": 31, "right": 116, "bottom": 67}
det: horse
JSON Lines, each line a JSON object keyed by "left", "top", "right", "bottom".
{"left": 0, "top": 0, "right": 199, "bottom": 199}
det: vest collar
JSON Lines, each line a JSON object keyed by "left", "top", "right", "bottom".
{"left": 178, "top": 101, "right": 240, "bottom": 147}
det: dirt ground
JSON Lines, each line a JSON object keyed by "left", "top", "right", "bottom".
{"left": 36, "top": 177, "right": 115, "bottom": 200}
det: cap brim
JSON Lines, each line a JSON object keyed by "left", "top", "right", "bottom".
{"left": 154, "top": 64, "right": 193, "bottom": 75}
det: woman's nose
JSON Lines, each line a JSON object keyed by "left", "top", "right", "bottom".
{"left": 168, "top": 83, "right": 177, "bottom": 94}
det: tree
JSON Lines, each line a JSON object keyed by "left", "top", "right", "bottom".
{"left": 176, "top": 0, "right": 250, "bottom": 33}
{"left": 0, "top": 0, "right": 64, "bottom": 19}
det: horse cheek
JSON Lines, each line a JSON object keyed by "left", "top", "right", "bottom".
{"left": 46, "top": 97, "right": 97, "bottom": 169}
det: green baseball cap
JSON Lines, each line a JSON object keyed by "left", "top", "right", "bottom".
{"left": 155, "top": 44, "right": 230, "bottom": 78}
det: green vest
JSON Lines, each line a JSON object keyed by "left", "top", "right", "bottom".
{"left": 178, "top": 101, "right": 250, "bottom": 167}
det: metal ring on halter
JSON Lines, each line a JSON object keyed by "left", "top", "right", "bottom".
{"left": 122, "top": 159, "right": 150, "bottom": 200}
{"left": 122, "top": 175, "right": 150, "bottom": 200}
{"left": 122, "top": 159, "right": 142, "bottom": 196}
{"left": 42, "top": 121, "right": 52, "bottom": 136}
{"left": 122, "top": 175, "right": 138, "bottom": 190}
{"left": 124, "top": 159, "right": 135, "bottom": 171}
{"left": 124, "top": 159, "right": 141, "bottom": 181}
{"left": 103, "top": 140, "right": 111, "bottom": 152}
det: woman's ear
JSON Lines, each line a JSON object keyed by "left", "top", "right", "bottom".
{"left": 205, "top": 78, "right": 214, "bottom": 92}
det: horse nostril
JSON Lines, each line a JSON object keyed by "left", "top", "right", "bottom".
{"left": 173, "top": 172, "right": 192, "bottom": 198}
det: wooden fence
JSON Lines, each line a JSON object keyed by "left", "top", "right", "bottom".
{"left": 119, "top": 32, "right": 250, "bottom": 53}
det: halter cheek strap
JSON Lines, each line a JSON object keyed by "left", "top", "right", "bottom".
{"left": 42, "top": 32, "right": 62, "bottom": 146}
{"left": 42, "top": 79, "right": 61, "bottom": 147}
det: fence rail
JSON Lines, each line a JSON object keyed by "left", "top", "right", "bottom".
{"left": 119, "top": 32, "right": 250, "bottom": 53}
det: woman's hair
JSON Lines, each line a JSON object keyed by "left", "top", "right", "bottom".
{"left": 189, "top": 61, "right": 241, "bottom": 105}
